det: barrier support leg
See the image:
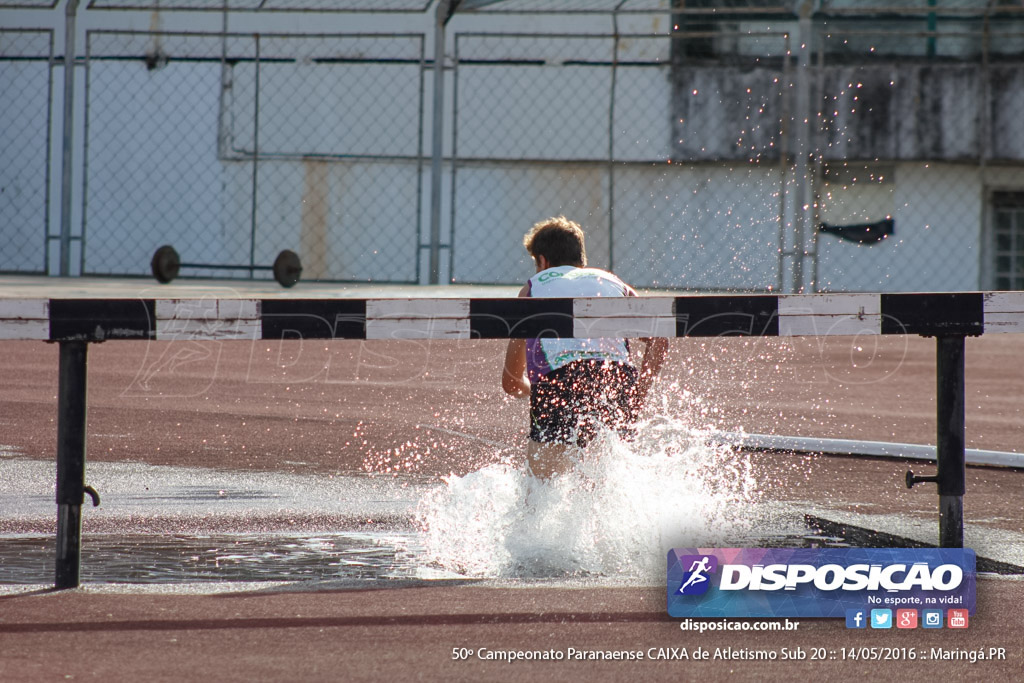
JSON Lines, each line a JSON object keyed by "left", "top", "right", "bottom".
{"left": 55, "top": 340, "right": 88, "bottom": 589}
{"left": 936, "top": 334, "right": 966, "bottom": 548}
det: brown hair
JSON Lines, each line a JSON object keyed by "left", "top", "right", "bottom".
{"left": 522, "top": 216, "right": 587, "bottom": 267}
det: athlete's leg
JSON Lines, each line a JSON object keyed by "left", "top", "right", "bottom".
{"left": 526, "top": 439, "right": 574, "bottom": 479}
{"left": 527, "top": 365, "right": 579, "bottom": 478}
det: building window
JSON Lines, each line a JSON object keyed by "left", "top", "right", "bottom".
{"left": 992, "top": 192, "right": 1024, "bottom": 291}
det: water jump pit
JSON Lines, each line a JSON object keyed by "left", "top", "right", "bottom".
{"left": 3, "top": 421, "right": 1021, "bottom": 590}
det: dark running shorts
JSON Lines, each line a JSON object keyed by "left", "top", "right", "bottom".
{"left": 529, "top": 360, "right": 639, "bottom": 446}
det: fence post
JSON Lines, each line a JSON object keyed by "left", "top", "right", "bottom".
{"left": 58, "top": 0, "right": 81, "bottom": 277}
{"left": 428, "top": 2, "right": 457, "bottom": 285}
{"left": 607, "top": 15, "right": 620, "bottom": 272}
{"left": 790, "top": 0, "right": 814, "bottom": 293}
{"left": 936, "top": 334, "right": 966, "bottom": 548}
{"left": 249, "top": 33, "right": 260, "bottom": 279}
{"left": 55, "top": 340, "right": 89, "bottom": 589}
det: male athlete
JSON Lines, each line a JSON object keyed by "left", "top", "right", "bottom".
{"left": 501, "top": 216, "right": 669, "bottom": 478}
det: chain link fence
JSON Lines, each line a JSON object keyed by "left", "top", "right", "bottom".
{"left": 82, "top": 31, "right": 426, "bottom": 282}
{"left": 617, "top": 31, "right": 791, "bottom": 292}
{"left": 447, "top": 20, "right": 1024, "bottom": 293}
{"left": 2, "top": 3, "right": 1024, "bottom": 291}
{"left": 0, "top": 29, "right": 52, "bottom": 274}
{"left": 449, "top": 34, "right": 616, "bottom": 284}
{"left": 813, "top": 25, "right": 1024, "bottom": 292}
{"left": 449, "top": 31, "right": 792, "bottom": 290}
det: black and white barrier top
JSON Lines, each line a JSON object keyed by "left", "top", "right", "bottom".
{"left": 1, "top": 292, "right": 1023, "bottom": 341}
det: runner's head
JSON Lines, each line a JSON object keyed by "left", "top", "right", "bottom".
{"left": 523, "top": 216, "right": 587, "bottom": 269}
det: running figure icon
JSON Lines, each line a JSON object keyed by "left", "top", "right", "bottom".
{"left": 678, "top": 556, "right": 712, "bottom": 594}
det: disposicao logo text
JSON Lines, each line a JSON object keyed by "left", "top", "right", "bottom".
{"left": 667, "top": 548, "right": 976, "bottom": 619}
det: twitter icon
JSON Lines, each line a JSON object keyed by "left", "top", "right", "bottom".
{"left": 870, "top": 609, "right": 893, "bottom": 629}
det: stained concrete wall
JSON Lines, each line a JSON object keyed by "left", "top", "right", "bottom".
{"left": 670, "top": 62, "right": 1024, "bottom": 163}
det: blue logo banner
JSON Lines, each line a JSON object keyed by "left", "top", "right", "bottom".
{"left": 667, "top": 548, "right": 976, "bottom": 618}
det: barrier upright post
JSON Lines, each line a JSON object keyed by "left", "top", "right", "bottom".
{"left": 55, "top": 340, "right": 88, "bottom": 589}
{"left": 935, "top": 335, "right": 966, "bottom": 548}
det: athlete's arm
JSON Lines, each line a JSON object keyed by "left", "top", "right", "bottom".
{"left": 502, "top": 340, "right": 529, "bottom": 397}
{"left": 501, "top": 284, "right": 531, "bottom": 397}
{"left": 634, "top": 337, "right": 668, "bottom": 410}
{"left": 624, "top": 284, "right": 669, "bottom": 412}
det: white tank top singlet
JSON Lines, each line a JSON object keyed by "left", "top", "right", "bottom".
{"left": 525, "top": 266, "right": 632, "bottom": 382}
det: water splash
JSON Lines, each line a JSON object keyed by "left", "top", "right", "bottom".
{"left": 415, "top": 415, "right": 763, "bottom": 584}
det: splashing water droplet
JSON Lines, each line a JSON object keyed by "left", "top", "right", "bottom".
{"left": 415, "top": 416, "right": 764, "bottom": 584}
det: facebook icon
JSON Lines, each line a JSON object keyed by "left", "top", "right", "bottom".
{"left": 846, "top": 609, "right": 867, "bottom": 629}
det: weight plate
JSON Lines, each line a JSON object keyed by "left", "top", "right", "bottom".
{"left": 272, "top": 250, "right": 303, "bottom": 288}
{"left": 151, "top": 245, "right": 181, "bottom": 284}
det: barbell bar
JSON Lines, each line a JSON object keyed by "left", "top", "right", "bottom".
{"left": 150, "top": 245, "right": 303, "bottom": 288}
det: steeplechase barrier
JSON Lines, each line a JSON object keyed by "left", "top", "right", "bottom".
{"left": 3, "top": 291, "right": 1023, "bottom": 589}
